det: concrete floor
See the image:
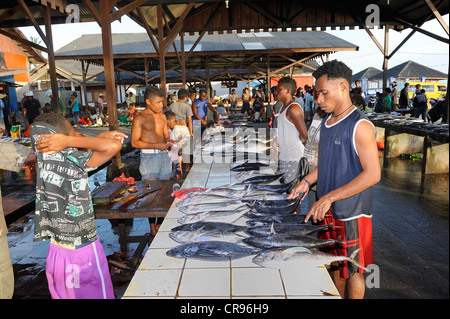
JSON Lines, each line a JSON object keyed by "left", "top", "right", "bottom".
{"left": 3, "top": 124, "right": 449, "bottom": 299}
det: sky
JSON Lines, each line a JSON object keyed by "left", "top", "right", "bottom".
{"left": 19, "top": 12, "right": 449, "bottom": 82}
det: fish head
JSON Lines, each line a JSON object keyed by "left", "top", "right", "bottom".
{"left": 169, "top": 231, "right": 195, "bottom": 243}
{"left": 166, "top": 243, "right": 200, "bottom": 258}
{"left": 252, "top": 249, "right": 284, "bottom": 267}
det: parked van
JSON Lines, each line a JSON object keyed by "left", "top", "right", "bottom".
{"left": 407, "top": 82, "right": 447, "bottom": 100}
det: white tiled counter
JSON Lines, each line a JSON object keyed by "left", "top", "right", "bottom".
{"left": 123, "top": 161, "right": 340, "bottom": 299}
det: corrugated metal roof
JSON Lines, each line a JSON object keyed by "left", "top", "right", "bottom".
{"left": 55, "top": 31, "right": 357, "bottom": 57}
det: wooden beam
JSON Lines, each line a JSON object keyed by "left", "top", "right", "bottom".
{"left": 424, "top": 0, "right": 449, "bottom": 35}
{"left": 0, "top": 28, "right": 48, "bottom": 53}
{"left": 162, "top": 2, "right": 195, "bottom": 54}
{"left": 395, "top": 17, "right": 449, "bottom": 44}
{"left": 82, "top": 0, "right": 101, "bottom": 25}
{"left": 17, "top": 0, "right": 49, "bottom": 48}
{"left": 43, "top": 4, "right": 59, "bottom": 113}
{"left": 110, "top": 0, "right": 148, "bottom": 23}
{"left": 157, "top": 4, "right": 167, "bottom": 107}
{"left": 137, "top": 7, "right": 159, "bottom": 52}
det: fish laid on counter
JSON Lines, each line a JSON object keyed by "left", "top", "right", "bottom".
{"left": 178, "top": 201, "right": 249, "bottom": 214}
{"left": 177, "top": 208, "right": 250, "bottom": 224}
{"left": 171, "top": 187, "right": 207, "bottom": 199}
{"left": 245, "top": 223, "right": 337, "bottom": 236}
{"left": 252, "top": 247, "right": 367, "bottom": 271}
{"left": 250, "top": 180, "right": 294, "bottom": 193}
{"left": 169, "top": 222, "right": 248, "bottom": 244}
{"left": 230, "top": 160, "right": 270, "bottom": 171}
{"left": 166, "top": 241, "right": 260, "bottom": 261}
{"left": 246, "top": 214, "right": 307, "bottom": 226}
{"left": 242, "top": 234, "right": 346, "bottom": 250}
{"left": 176, "top": 194, "right": 239, "bottom": 207}
{"left": 240, "top": 173, "right": 284, "bottom": 184}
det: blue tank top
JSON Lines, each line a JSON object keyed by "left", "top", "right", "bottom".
{"left": 72, "top": 98, "right": 79, "bottom": 112}
{"left": 317, "top": 108, "right": 374, "bottom": 221}
{"left": 194, "top": 98, "right": 208, "bottom": 121}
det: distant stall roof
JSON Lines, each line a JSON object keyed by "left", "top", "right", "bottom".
{"left": 359, "top": 61, "right": 448, "bottom": 80}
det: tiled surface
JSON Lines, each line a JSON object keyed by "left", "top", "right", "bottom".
{"left": 123, "top": 161, "right": 339, "bottom": 299}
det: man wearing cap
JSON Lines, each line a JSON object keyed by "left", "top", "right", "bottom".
{"left": 22, "top": 91, "right": 42, "bottom": 126}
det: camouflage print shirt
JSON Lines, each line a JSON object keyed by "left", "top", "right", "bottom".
{"left": 30, "top": 122, "right": 98, "bottom": 246}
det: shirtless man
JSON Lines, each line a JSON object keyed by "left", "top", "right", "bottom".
{"left": 131, "top": 86, "right": 173, "bottom": 180}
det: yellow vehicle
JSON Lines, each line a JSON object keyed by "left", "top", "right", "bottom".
{"left": 407, "top": 82, "right": 447, "bottom": 100}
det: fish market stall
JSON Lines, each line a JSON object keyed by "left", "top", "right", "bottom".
{"left": 122, "top": 124, "right": 344, "bottom": 298}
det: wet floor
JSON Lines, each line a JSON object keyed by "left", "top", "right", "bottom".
{"left": 2, "top": 139, "right": 449, "bottom": 299}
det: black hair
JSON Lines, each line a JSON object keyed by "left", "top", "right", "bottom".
{"left": 144, "top": 86, "right": 163, "bottom": 100}
{"left": 34, "top": 113, "right": 71, "bottom": 135}
{"left": 312, "top": 60, "right": 353, "bottom": 87}
{"left": 177, "top": 88, "right": 189, "bottom": 100}
{"left": 164, "top": 110, "right": 176, "bottom": 120}
{"left": 278, "top": 76, "right": 297, "bottom": 95}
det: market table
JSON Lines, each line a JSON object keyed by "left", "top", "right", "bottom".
{"left": 122, "top": 161, "right": 341, "bottom": 299}
{"left": 93, "top": 179, "right": 181, "bottom": 272}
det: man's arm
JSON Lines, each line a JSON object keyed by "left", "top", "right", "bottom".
{"left": 187, "top": 116, "right": 193, "bottom": 136}
{"left": 304, "top": 120, "right": 381, "bottom": 223}
{"left": 34, "top": 132, "right": 126, "bottom": 168}
{"left": 286, "top": 104, "right": 308, "bottom": 143}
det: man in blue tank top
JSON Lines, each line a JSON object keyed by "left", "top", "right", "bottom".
{"left": 289, "top": 60, "right": 381, "bottom": 299}
{"left": 192, "top": 89, "right": 218, "bottom": 133}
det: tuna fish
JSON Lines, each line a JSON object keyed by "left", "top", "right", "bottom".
{"left": 252, "top": 247, "right": 368, "bottom": 271}
{"left": 245, "top": 223, "right": 337, "bottom": 236}
{"left": 166, "top": 241, "right": 260, "bottom": 260}
{"left": 230, "top": 160, "right": 270, "bottom": 171}
{"left": 171, "top": 221, "right": 247, "bottom": 233}
{"left": 176, "top": 194, "right": 238, "bottom": 207}
{"left": 240, "top": 173, "right": 284, "bottom": 184}
{"left": 178, "top": 201, "right": 249, "bottom": 214}
{"left": 242, "top": 234, "right": 346, "bottom": 250}
{"left": 177, "top": 208, "right": 250, "bottom": 224}
{"left": 246, "top": 214, "right": 307, "bottom": 226}
{"left": 250, "top": 180, "right": 294, "bottom": 193}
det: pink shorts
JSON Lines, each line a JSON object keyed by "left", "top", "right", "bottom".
{"left": 46, "top": 238, "right": 114, "bottom": 299}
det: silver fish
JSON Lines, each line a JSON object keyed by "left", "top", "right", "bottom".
{"left": 242, "top": 234, "right": 346, "bottom": 250}
{"left": 166, "top": 241, "right": 260, "bottom": 260}
{"left": 252, "top": 247, "right": 368, "bottom": 271}
{"left": 245, "top": 223, "right": 337, "bottom": 236}
{"left": 246, "top": 214, "right": 307, "bottom": 226}
{"left": 169, "top": 230, "right": 246, "bottom": 244}
{"left": 179, "top": 201, "right": 249, "bottom": 214}
{"left": 176, "top": 194, "right": 238, "bottom": 207}
{"left": 241, "top": 173, "right": 284, "bottom": 184}
{"left": 177, "top": 208, "right": 250, "bottom": 224}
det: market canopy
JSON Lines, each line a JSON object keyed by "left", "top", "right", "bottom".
{"left": 54, "top": 31, "right": 358, "bottom": 85}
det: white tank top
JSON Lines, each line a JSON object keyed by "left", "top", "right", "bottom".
{"left": 277, "top": 102, "right": 304, "bottom": 161}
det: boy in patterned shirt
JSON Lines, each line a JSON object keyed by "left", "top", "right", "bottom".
{"left": 30, "top": 113, "right": 127, "bottom": 299}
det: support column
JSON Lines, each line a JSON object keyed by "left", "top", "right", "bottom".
{"left": 382, "top": 25, "right": 390, "bottom": 91}
{"left": 157, "top": 4, "right": 167, "bottom": 109}
{"left": 99, "top": 0, "right": 123, "bottom": 174}
{"left": 43, "top": 5, "right": 59, "bottom": 113}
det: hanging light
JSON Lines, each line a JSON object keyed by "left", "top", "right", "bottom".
{"left": 225, "top": 1, "right": 229, "bottom": 9}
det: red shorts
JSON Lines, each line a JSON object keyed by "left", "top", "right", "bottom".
{"left": 318, "top": 212, "right": 373, "bottom": 279}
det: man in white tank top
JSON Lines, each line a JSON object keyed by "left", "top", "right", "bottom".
{"left": 276, "top": 77, "right": 308, "bottom": 182}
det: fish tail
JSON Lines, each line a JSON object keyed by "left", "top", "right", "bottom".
{"left": 336, "top": 235, "right": 347, "bottom": 245}
{"left": 347, "top": 248, "right": 368, "bottom": 271}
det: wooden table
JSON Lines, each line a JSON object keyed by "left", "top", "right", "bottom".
{"left": 93, "top": 179, "right": 181, "bottom": 273}
{"left": 122, "top": 161, "right": 341, "bottom": 299}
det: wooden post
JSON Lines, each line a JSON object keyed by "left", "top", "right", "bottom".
{"left": 382, "top": 25, "right": 390, "bottom": 91}
{"left": 157, "top": 4, "right": 167, "bottom": 107}
{"left": 43, "top": 5, "right": 59, "bottom": 113}
{"left": 99, "top": 0, "right": 121, "bottom": 170}
{"left": 181, "top": 32, "right": 186, "bottom": 89}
